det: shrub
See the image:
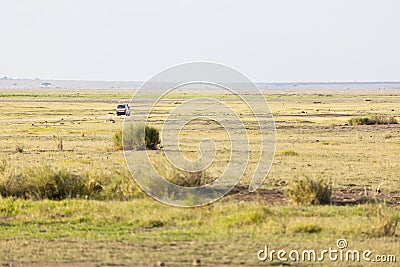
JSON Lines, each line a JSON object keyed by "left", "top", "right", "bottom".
{"left": 349, "top": 115, "right": 397, "bottom": 126}
{"left": 0, "top": 175, "right": 25, "bottom": 198}
{"left": 123, "top": 123, "right": 144, "bottom": 150}
{"left": 23, "top": 165, "right": 87, "bottom": 200}
{"left": 0, "top": 158, "right": 143, "bottom": 201}
{"left": 1, "top": 164, "right": 86, "bottom": 200}
{"left": 286, "top": 177, "right": 331, "bottom": 205}
{"left": 121, "top": 124, "right": 160, "bottom": 150}
{"left": 145, "top": 125, "right": 160, "bottom": 150}
{"left": 371, "top": 114, "right": 398, "bottom": 124}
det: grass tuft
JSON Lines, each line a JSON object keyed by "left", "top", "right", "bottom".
{"left": 0, "top": 158, "right": 7, "bottom": 174}
{"left": 278, "top": 149, "right": 299, "bottom": 156}
{"left": 286, "top": 177, "right": 331, "bottom": 205}
{"left": 0, "top": 196, "right": 21, "bottom": 216}
{"left": 366, "top": 204, "right": 399, "bottom": 237}
{"left": 113, "top": 129, "right": 123, "bottom": 150}
{"left": 172, "top": 170, "right": 214, "bottom": 187}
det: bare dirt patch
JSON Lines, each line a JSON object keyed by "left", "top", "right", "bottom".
{"left": 228, "top": 186, "right": 400, "bottom": 206}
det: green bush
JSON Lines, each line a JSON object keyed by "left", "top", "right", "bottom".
{"left": 123, "top": 123, "right": 144, "bottom": 150}
{"left": 145, "top": 125, "right": 160, "bottom": 150}
{"left": 22, "top": 165, "right": 87, "bottom": 200}
{"left": 286, "top": 177, "right": 331, "bottom": 205}
{"left": 0, "top": 164, "right": 86, "bottom": 200}
{"left": 121, "top": 124, "right": 160, "bottom": 150}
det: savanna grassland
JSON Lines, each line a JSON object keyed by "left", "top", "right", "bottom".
{"left": 0, "top": 88, "right": 399, "bottom": 266}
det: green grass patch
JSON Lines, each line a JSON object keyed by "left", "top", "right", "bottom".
{"left": 0, "top": 199, "right": 399, "bottom": 265}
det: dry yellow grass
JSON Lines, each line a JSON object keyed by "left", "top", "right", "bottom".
{"left": 0, "top": 89, "right": 399, "bottom": 265}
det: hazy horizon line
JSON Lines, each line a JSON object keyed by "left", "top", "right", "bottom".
{"left": 1, "top": 77, "right": 400, "bottom": 84}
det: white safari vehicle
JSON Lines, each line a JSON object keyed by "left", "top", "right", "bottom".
{"left": 116, "top": 104, "right": 130, "bottom": 116}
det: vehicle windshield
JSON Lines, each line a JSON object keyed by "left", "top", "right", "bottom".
{"left": 117, "top": 104, "right": 126, "bottom": 109}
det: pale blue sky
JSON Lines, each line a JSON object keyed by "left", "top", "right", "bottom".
{"left": 1, "top": 0, "right": 399, "bottom": 82}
